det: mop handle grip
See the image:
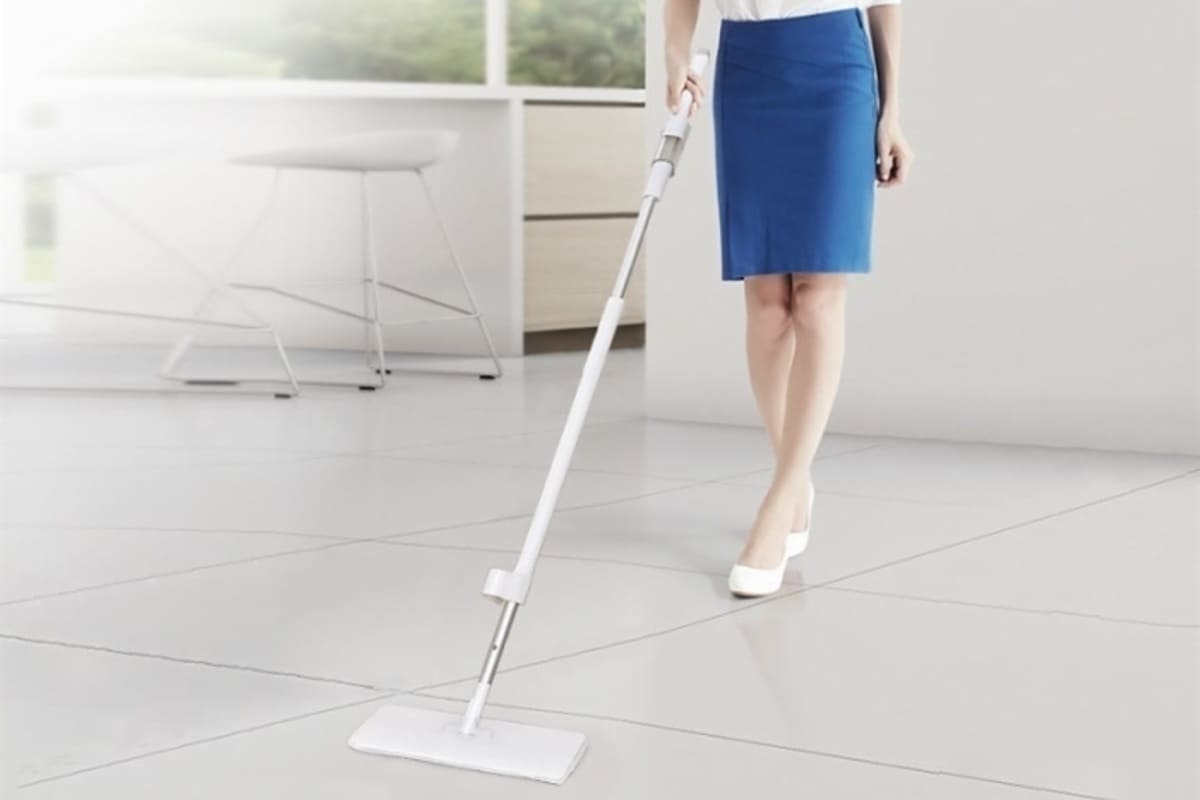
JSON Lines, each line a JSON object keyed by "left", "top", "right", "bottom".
{"left": 671, "top": 50, "right": 712, "bottom": 127}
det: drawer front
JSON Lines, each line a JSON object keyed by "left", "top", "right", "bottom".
{"left": 524, "top": 104, "right": 645, "bottom": 217}
{"left": 524, "top": 218, "right": 645, "bottom": 332}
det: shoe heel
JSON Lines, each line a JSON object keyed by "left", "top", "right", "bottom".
{"left": 785, "top": 482, "right": 815, "bottom": 558}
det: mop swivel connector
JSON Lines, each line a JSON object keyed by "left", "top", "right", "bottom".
{"left": 482, "top": 568, "right": 530, "bottom": 604}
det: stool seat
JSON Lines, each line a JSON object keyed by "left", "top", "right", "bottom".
{"left": 234, "top": 129, "right": 459, "bottom": 173}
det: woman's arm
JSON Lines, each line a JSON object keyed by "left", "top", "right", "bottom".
{"left": 867, "top": 4, "right": 914, "bottom": 186}
{"left": 664, "top": 0, "right": 705, "bottom": 116}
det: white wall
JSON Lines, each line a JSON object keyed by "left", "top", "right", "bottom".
{"left": 645, "top": 0, "right": 1200, "bottom": 455}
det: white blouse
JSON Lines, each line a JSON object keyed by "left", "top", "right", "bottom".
{"left": 716, "top": 0, "right": 900, "bottom": 21}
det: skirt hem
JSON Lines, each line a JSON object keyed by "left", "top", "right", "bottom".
{"left": 722, "top": 264, "right": 872, "bottom": 282}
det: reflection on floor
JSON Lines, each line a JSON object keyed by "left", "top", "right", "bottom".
{"left": 1, "top": 346, "right": 1197, "bottom": 799}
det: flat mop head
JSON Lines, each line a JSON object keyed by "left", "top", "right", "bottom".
{"left": 348, "top": 705, "right": 587, "bottom": 785}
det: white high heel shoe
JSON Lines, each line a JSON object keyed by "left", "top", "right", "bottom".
{"left": 728, "top": 484, "right": 814, "bottom": 598}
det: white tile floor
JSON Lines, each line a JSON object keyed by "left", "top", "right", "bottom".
{"left": 1, "top": 346, "right": 1197, "bottom": 799}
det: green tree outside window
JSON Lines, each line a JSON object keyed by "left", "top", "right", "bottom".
{"left": 509, "top": 0, "right": 645, "bottom": 89}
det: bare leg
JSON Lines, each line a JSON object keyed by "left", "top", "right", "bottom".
{"left": 743, "top": 274, "right": 794, "bottom": 457}
{"left": 738, "top": 273, "right": 848, "bottom": 569}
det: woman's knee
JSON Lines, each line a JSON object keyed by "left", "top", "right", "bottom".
{"left": 790, "top": 276, "right": 847, "bottom": 332}
{"left": 744, "top": 277, "right": 793, "bottom": 337}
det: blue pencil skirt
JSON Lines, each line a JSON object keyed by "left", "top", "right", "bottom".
{"left": 713, "top": 10, "right": 879, "bottom": 280}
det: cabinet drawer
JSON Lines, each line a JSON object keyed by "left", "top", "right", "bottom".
{"left": 524, "top": 218, "right": 644, "bottom": 332}
{"left": 524, "top": 104, "right": 644, "bottom": 216}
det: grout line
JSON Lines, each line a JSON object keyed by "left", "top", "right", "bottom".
{"left": 0, "top": 521, "right": 348, "bottom": 543}
{"left": 0, "top": 451, "right": 353, "bottom": 479}
{"left": 408, "top": 591, "right": 792, "bottom": 695}
{"left": 380, "top": 464, "right": 782, "bottom": 545}
{"left": 806, "top": 441, "right": 886, "bottom": 461}
{"left": 409, "top": 691, "right": 1118, "bottom": 800}
{"left": 7, "top": 458, "right": 1190, "bottom": 677}
{"left": 369, "top": 450, "right": 706, "bottom": 481}
{"left": 4, "top": 441, "right": 1192, "bottom": 759}
{"left": 810, "top": 466, "right": 1200, "bottom": 591}
{"left": 0, "top": 454, "right": 764, "bottom": 608}
{"left": 0, "top": 538, "right": 364, "bottom": 608}
{"left": 377, "top": 537, "right": 730, "bottom": 579}
{"left": 0, "top": 411, "right": 638, "bottom": 480}
{"left": 0, "top": 455, "right": 755, "bottom": 609}
{"left": 362, "top": 414, "right": 637, "bottom": 459}
{"left": 378, "top": 447, "right": 878, "bottom": 545}
{"left": 0, "top": 438, "right": 344, "bottom": 458}
{"left": 0, "top": 632, "right": 388, "bottom": 692}
{"left": 6, "top": 463, "right": 1187, "bottom": 746}
{"left": 16, "top": 692, "right": 395, "bottom": 789}
{"left": 820, "top": 586, "right": 1199, "bottom": 630}
{"left": 373, "top": 438, "right": 884, "bottom": 484}
{"left": 6, "top": 445, "right": 1188, "bottom": 793}
{"left": 17, "top": 677, "right": 1110, "bottom": 800}
{"left": 376, "top": 524, "right": 1199, "bottom": 632}
{"left": 715, "top": 481, "right": 975, "bottom": 508}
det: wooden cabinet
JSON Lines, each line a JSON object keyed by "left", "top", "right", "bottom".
{"left": 524, "top": 218, "right": 644, "bottom": 332}
{"left": 522, "top": 102, "right": 645, "bottom": 334}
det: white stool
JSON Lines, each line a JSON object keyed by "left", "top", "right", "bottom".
{"left": 0, "top": 129, "right": 301, "bottom": 397}
{"left": 169, "top": 129, "right": 503, "bottom": 390}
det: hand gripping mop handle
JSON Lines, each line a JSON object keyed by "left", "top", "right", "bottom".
{"left": 458, "top": 50, "right": 711, "bottom": 736}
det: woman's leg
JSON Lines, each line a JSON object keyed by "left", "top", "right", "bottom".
{"left": 743, "top": 274, "right": 794, "bottom": 459}
{"left": 738, "top": 273, "right": 848, "bottom": 568}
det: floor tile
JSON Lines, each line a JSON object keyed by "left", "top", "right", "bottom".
{"left": 839, "top": 474, "right": 1200, "bottom": 626}
{"left": 0, "top": 638, "right": 377, "bottom": 788}
{"left": 0, "top": 454, "right": 687, "bottom": 538}
{"left": 0, "top": 390, "right": 619, "bottom": 456}
{"left": 365, "top": 348, "right": 649, "bottom": 418}
{"left": 0, "top": 347, "right": 639, "bottom": 454}
{"left": 0, "top": 542, "right": 737, "bottom": 690}
{"left": 379, "top": 419, "right": 877, "bottom": 481}
{"left": 4, "top": 344, "right": 1195, "bottom": 800}
{"left": 14, "top": 694, "right": 1074, "bottom": 800}
{"left": 0, "top": 526, "right": 329, "bottom": 605}
{"left": 392, "top": 482, "right": 1009, "bottom": 586}
{"left": 435, "top": 589, "right": 1200, "bottom": 800}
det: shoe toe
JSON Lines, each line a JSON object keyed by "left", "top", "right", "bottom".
{"left": 728, "top": 562, "right": 785, "bottom": 597}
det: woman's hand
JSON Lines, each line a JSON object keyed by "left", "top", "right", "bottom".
{"left": 666, "top": 55, "right": 705, "bottom": 118}
{"left": 876, "top": 110, "right": 914, "bottom": 187}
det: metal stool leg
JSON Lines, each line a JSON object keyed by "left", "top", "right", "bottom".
{"left": 416, "top": 170, "right": 503, "bottom": 379}
{"left": 361, "top": 172, "right": 387, "bottom": 390}
{"left": 156, "top": 169, "right": 299, "bottom": 395}
{"left": 360, "top": 172, "right": 379, "bottom": 375}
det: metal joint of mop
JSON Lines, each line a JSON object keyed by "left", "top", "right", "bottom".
{"left": 348, "top": 49, "right": 713, "bottom": 785}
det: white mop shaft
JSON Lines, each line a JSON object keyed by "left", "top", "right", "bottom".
{"left": 511, "top": 49, "right": 710, "bottom": 583}
{"left": 461, "top": 50, "right": 711, "bottom": 738}
{"left": 518, "top": 297, "right": 624, "bottom": 576}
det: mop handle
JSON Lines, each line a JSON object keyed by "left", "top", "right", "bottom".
{"left": 480, "top": 50, "right": 712, "bottom": 609}
{"left": 644, "top": 49, "right": 710, "bottom": 202}
{"left": 674, "top": 50, "right": 712, "bottom": 126}
{"left": 463, "top": 49, "right": 714, "bottom": 737}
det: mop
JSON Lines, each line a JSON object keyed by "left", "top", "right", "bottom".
{"left": 348, "top": 49, "right": 712, "bottom": 785}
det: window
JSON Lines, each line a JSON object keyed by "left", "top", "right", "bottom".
{"left": 20, "top": 0, "right": 488, "bottom": 84}
{"left": 509, "top": 0, "right": 644, "bottom": 89}
{"left": 2, "top": 0, "right": 645, "bottom": 89}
